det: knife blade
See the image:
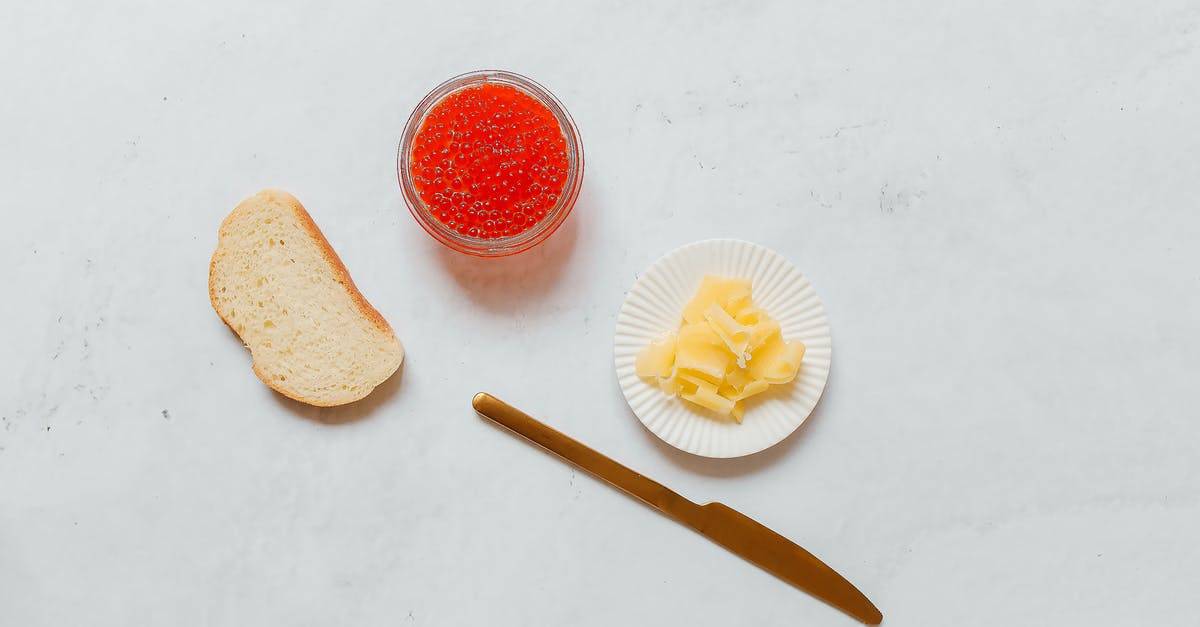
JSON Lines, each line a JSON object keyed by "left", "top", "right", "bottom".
{"left": 472, "top": 392, "right": 883, "bottom": 625}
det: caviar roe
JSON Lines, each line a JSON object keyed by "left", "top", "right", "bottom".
{"left": 410, "top": 83, "right": 570, "bottom": 239}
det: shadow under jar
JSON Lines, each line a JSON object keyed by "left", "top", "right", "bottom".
{"left": 398, "top": 70, "right": 584, "bottom": 257}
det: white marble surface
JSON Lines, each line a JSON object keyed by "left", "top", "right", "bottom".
{"left": 2, "top": 1, "right": 1198, "bottom": 625}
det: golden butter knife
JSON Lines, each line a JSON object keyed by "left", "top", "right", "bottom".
{"left": 472, "top": 392, "right": 883, "bottom": 625}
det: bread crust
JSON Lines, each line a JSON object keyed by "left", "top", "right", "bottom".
{"left": 208, "top": 189, "right": 402, "bottom": 406}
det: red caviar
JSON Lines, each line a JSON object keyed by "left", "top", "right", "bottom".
{"left": 410, "top": 83, "right": 570, "bottom": 239}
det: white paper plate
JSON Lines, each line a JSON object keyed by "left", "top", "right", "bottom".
{"left": 614, "top": 239, "right": 832, "bottom": 458}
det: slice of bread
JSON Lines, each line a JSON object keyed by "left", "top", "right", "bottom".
{"left": 209, "top": 189, "right": 403, "bottom": 406}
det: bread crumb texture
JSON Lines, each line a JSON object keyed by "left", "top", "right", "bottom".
{"left": 209, "top": 189, "right": 403, "bottom": 406}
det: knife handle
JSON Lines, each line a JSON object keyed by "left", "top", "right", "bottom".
{"left": 473, "top": 393, "right": 700, "bottom": 516}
